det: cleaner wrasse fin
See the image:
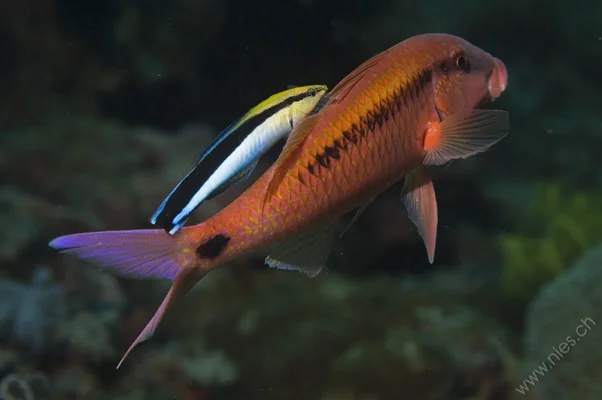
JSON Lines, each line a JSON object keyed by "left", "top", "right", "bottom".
{"left": 49, "top": 226, "right": 210, "bottom": 368}
{"left": 151, "top": 84, "right": 328, "bottom": 235}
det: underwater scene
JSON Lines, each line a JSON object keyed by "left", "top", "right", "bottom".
{"left": 0, "top": 1, "right": 601, "bottom": 399}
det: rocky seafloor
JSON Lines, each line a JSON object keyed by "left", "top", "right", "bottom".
{"left": 1, "top": 1, "right": 601, "bottom": 399}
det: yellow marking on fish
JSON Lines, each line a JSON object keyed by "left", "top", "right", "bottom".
{"left": 232, "top": 85, "right": 329, "bottom": 132}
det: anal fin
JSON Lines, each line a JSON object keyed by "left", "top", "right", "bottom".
{"left": 265, "top": 223, "right": 337, "bottom": 277}
{"left": 401, "top": 167, "right": 438, "bottom": 264}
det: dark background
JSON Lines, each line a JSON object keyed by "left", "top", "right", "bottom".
{"left": 0, "top": 1, "right": 601, "bottom": 399}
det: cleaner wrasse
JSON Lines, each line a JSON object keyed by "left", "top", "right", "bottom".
{"left": 151, "top": 85, "right": 328, "bottom": 234}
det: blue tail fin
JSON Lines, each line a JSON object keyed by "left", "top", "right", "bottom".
{"left": 49, "top": 229, "right": 190, "bottom": 280}
{"left": 49, "top": 227, "right": 205, "bottom": 367}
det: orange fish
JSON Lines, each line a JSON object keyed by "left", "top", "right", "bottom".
{"left": 49, "top": 33, "right": 510, "bottom": 368}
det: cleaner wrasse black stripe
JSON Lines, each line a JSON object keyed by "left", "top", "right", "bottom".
{"left": 151, "top": 84, "right": 329, "bottom": 235}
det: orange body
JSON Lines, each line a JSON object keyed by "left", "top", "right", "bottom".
{"left": 179, "top": 33, "right": 507, "bottom": 268}
{"left": 50, "top": 33, "right": 510, "bottom": 368}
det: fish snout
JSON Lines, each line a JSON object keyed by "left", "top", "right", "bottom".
{"left": 488, "top": 57, "right": 507, "bottom": 100}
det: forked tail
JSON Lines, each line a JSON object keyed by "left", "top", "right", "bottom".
{"left": 49, "top": 227, "right": 210, "bottom": 368}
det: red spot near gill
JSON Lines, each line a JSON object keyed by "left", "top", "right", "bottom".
{"left": 423, "top": 121, "right": 441, "bottom": 151}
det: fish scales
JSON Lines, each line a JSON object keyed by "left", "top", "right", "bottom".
{"left": 204, "top": 67, "right": 435, "bottom": 263}
{"left": 49, "top": 34, "right": 511, "bottom": 368}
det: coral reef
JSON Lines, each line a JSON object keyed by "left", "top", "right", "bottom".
{"left": 498, "top": 182, "right": 602, "bottom": 303}
{"left": 0, "top": 0, "right": 599, "bottom": 399}
{"left": 0, "top": 372, "right": 49, "bottom": 400}
{"left": 161, "top": 269, "right": 519, "bottom": 400}
{"left": 0, "top": 267, "right": 65, "bottom": 354}
{"left": 523, "top": 243, "right": 602, "bottom": 399}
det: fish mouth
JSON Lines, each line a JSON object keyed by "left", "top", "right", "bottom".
{"left": 488, "top": 57, "right": 508, "bottom": 100}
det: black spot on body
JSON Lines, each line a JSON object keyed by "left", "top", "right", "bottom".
{"left": 316, "top": 153, "right": 330, "bottom": 168}
{"left": 343, "top": 130, "right": 358, "bottom": 144}
{"left": 374, "top": 113, "right": 384, "bottom": 128}
{"left": 325, "top": 145, "right": 340, "bottom": 160}
{"left": 388, "top": 97, "right": 397, "bottom": 115}
{"left": 334, "top": 138, "right": 347, "bottom": 150}
{"left": 353, "top": 122, "right": 364, "bottom": 137}
{"left": 380, "top": 102, "right": 390, "bottom": 121}
{"left": 303, "top": 69, "right": 433, "bottom": 178}
{"left": 196, "top": 234, "right": 231, "bottom": 259}
{"left": 366, "top": 111, "right": 377, "bottom": 131}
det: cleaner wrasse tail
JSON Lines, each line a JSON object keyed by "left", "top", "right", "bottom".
{"left": 49, "top": 227, "right": 209, "bottom": 368}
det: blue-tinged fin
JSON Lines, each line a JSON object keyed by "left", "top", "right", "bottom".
{"left": 49, "top": 229, "right": 185, "bottom": 280}
{"left": 48, "top": 226, "right": 205, "bottom": 368}
{"left": 151, "top": 84, "right": 328, "bottom": 235}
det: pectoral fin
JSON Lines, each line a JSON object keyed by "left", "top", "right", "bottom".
{"left": 401, "top": 168, "right": 438, "bottom": 264}
{"left": 423, "top": 109, "right": 510, "bottom": 166}
{"left": 265, "top": 223, "right": 337, "bottom": 277}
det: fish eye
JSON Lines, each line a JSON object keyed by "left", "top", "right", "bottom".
{"left": 308, "top": 88, "right": 317, "bottom": 96}
{"left": 454, "top": 54, "right": 470, "bottom": 72}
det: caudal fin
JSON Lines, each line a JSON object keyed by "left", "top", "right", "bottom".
{"left": 49, "top": 227, "right": 206, "bottom": 368}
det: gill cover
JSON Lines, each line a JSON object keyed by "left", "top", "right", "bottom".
{"left": 432, "top": 43, "right": 507, "bottom": 118}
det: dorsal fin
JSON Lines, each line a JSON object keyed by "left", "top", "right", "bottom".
{"left": 325, "top": 49, "right": 388, "bottom": 106}
{"left": 261, "top": 114, "right": 322, "bottom": 209}
{"left": 259, "top": 51, "right": 388, "bottom": 210}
